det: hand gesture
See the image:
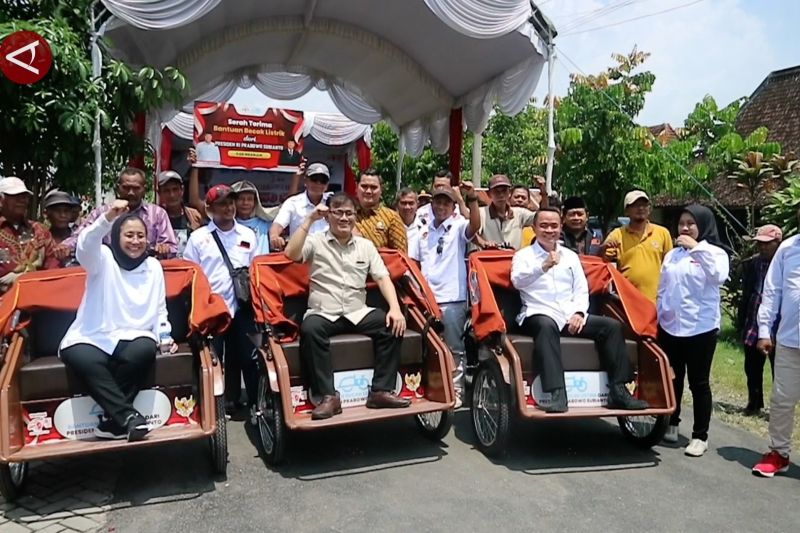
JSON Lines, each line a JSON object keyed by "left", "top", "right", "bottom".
{"left": 534, "top": 176, "right": 546, "bottom": 190}
{"left": 567, "top": 313, "right": 586, "bottom": 335}
{"left": 105, "top": 199, "right": 129, "bottom": 222}
{"left": 187, "top": 148, "right": 197, "bottom": 166}
{"left": 53, "top": 245, "right": 72, "bottom": 262}
{"left": 154, "top": 243, "right": 171, "bottom": 257}
{"left": 601, "top": 239, "right": 621, "bottom": 258}
{"left": 458, "top": 181, "right": 475, "bottom": 196}
{"left": 756, "top": 338, "right": 773, "bottom": 357}
{"left": 270, "top": 235, "right": 286, "bottom": 251}
{"left": 309, "top": 203, "right": 329, "bottom": 222}
{"left": 386, "top": 307, "right": 406, "bottom": 337}
{"left": 542, "top": 250, "right": 560, "bottom": 271}
{"left": 296, "top": 158, "right": 307, "bottom": 176}
{"left": 676, "top": 235, "right": 698, "bottom": 250}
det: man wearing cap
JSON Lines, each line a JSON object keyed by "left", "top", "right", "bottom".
{"left": 269, "top": 162, "right": 333, "bottom": 250}
{"left": 158, "top": 170, "right": 205, "bottom": 258}
{"left": 415, "top": 170, "right": 470, "bottom": 226}
{"left": 474, "top": 174, "right": 536, "bottom": 250}
{"left": 184, "top": 184, "right": 260, "bottom": 414}
{"left": 601, "top": 190, "right": 672, "bottom": 303}
{"left": 417, "top": 189, "right": 432, "bottom": 208}
{"left": 64, "top": 167, "right": 177, "bottom": 257}
{"left": 43, "top": 190, "right": 81, "bottom": 266}
{"left": 355, "top": 169, "right": 407, "bottom": 252}
{"left": 561, "top": 196, "right": 604, "bottom": 255}
{"left": 410, "top": 183, "right": 481, "bottom": 407}
{"left": 0, "top": 177, "right": 59, "bottom": 293}
{"left": 737, "top": 224, "right": 782, "bottom": 415}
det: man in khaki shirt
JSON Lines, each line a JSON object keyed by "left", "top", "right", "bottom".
{"left": 285, "top": 192, "right": 411, "bottom": 420}
{"left": 474, "top": 174, "right": 536, "bottom": 250}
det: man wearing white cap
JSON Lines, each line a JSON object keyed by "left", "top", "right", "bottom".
{"left": 269, "top": 162, "right": 333, "bottom": 250}
{"left": 601, "top": 190, "right": 672, "bottom": 303}
{"left": 0, "top": 177, "right": 59, "bottom": 293}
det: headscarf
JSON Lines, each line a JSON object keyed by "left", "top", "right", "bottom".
{"left": 231, "top": 180, "right": 274, "bottom": 222}
{"left": 106, "top": 213, "right": 149, "bottom": 271}
{"left": 682, "top": 204, "right": 732, "bottom": 255}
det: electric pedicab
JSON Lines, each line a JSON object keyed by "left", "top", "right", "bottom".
{"left": 250, "top": 249, "right": 456, "bottom": 464}
{"left": 0, "top": 261, "right": 231, "bottom": 501}
{"left": 467, "top": 250, "right": 676, "bottom": 457}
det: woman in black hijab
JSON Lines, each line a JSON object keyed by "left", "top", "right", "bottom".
{"left": 656, "top": 204, "right": 730, "bottom": 457}
{"left": 60, "top": 200, "right": 174, "bottom": 441}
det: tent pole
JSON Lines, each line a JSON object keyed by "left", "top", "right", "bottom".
{"left": 91, "top": 2, "right": 103, "bottom": 207}
{"left": 395, "top": 135, "right": 405, "bottom": 191}
{"left": 471, "top": 132, "right": 482, "bottom": 187}
{"left": 544, "top": 37, "right": 556, "bottom": 197}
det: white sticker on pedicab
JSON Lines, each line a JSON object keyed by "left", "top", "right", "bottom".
{"left": 53, "top": 390, "right": 172, "bottom": 440}
{"left": 532, "top": 371, "right": 609, "bottom": 408}
{"left": 333, "top": 370, "right": 402, "bottom": 408}
{"left": 27, "top": 412, "right": 53, "bottom": 437}
{"left": 290, "top": 386, "right": 308, "bottom": 407}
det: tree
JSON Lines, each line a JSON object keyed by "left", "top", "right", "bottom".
{"left": 0, "top": 1, "right": 187, "bottom": 209}
{"left": 480, "top": 104, "right": 548, "bottom": 184}
{"left": 555, "top": 48, "right": 695, "bottom": 229}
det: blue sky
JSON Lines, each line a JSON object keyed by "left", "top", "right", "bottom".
{"left": 233, "top": 0, "right": 799, "bottom": 128}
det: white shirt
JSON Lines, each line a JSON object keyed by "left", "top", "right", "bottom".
{"left": 657, "top": 240, "right": 729, "bottom": 337}
{"left": 59, "top": 216, "right": 170, "bottom": 355}
{"left": 411, "top": 217, "right": 472, "bottom": 303}
{"left": 273, "top": 191, "right": 333, "bottom": 236}
{"left": 406, "top": 220, "right": 420, "bottom": 257}
{"left": 195, "top": 141, "right": 221, "bottom": 164}
{"left": 183, "top": 220, "right": 258, "bottom": 316}
{"left": 511, "top": 242, "right": 588, "bottom": 330}
{"left": 758, "top": 235, "right": 800, "bottom": 348}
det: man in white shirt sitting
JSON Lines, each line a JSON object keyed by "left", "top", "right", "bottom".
{"left": 269, "top": 162, "right": 333, "bottom": 250}
{"left": 410, "top": 184, "right": 481, "bottom": 407}
{"left": 510, "top": 207, "right": 648, "bottom": 413}
{"left": 183, "top": 184, "right": 259, "bottom": 415}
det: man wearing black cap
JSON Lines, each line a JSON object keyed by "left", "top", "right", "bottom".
{"left": 561, "top": 196, "right": 604, "bottom": 256}
{"left": 44, "top": 190, "right": 81, "bottom": 266}
{"left": 158, "top": 170, "right": 205, "bottom": 257}
{"left": 184, "top": 184, "right": 259, "bottom": 415}
{"left": 474, "top": 174, "right": 536, "bottom": 250}
{"left": 269, "top": 162, "right": 333, "bottom": 250}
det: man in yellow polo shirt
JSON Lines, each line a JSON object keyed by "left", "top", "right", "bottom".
{"left": 601, "top": 190, "right": 672, "bottom": 303}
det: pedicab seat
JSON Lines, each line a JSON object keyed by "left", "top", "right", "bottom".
{"left": 492, "top": 287, "right": 638, "bottom": 372}
{"left": 19, "top": 292, "right": 197, "bottom": 402}
{"left": 278, "top": 292, "right": 425, "bottom": 379}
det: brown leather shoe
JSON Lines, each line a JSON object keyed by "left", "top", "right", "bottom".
{"left": 311, "top": 394, "right": 342, "bottom": 420}
{"left": 366, "top": 390, "right": 411, "bottom": 409}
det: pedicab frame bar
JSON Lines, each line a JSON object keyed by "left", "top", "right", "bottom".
{"left": 250, "top": 249, "right": 456, "bottom": 432}
{"left": 0, "top": 261, "right": 231, "bottom": 467}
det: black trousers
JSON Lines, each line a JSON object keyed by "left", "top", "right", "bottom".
{"left": 521, "top": 314, "right": 634, "bottom": 392}
{"left": 744, "top": 343, "right": 775, "bottom": 409}
{"left": 658, "top": 326, "right": 718, "bottom": 441}
{"left": 61, "top": 337, "right": 156, "bottom": 429}
{"left": 300, "top": 309, "right": 401, "bottom": 397}
{"left": 212, "top": 307, "right": 258, "bottom": 405}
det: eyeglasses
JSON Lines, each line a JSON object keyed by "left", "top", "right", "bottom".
{"left": 436, "top": 236, "right": 445, "bottom": 255}
{"left": 330, "top": 209, "right": 356, "bottom": 219}
{"left": 308, "top": 175, "right": 329, "bottom": 184}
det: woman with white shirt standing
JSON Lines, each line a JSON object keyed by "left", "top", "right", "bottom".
{"left": 657, "top": 204, "right": 730, "bottom": 457}
{"left": 59, "top": 199, "right": 175, "bottom": 442}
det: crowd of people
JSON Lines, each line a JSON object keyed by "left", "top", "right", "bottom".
{"left": 0, "top": 158, "right": 796, "bottom": 476}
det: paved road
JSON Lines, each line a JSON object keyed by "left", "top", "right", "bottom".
{"left": 3, "top": 410, "right": 799, "bottom": 533}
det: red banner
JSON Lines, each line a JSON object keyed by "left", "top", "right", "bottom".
{"left": 193, "top": 101, "right": 305, "bottom": 171}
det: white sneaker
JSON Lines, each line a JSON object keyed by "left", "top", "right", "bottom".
{"left": 684, "top": 438, "right": 708, "bottom": 457}
{"left": 454, "top": 390, "right": 463, "bottom": 409}
{"left": 663, "top": 425, "right": 679, "bottom": 443}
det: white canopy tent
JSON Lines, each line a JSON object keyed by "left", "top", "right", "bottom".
{"left": 94, "top": 0, "right": 556, "bottom": 202}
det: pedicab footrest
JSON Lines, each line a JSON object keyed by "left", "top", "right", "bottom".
{"left": 19, "top": 345, "right": 196, "bottom": 402}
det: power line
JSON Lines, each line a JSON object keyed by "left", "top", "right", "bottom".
{"left": 556, "top": 0, "right": 649, "bottom": 34}
{"left": 561, "top": 0, "right": 707, "bottom": 36}
{"left": 553, "top": 44, "right": 748, "bottom": 233}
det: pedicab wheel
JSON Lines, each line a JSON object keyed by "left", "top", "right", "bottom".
{"left": 0, "top": 461, "right": 28, "bottom": 502}
{"left": 415, "top": 409, "right": 454, "bottom": 441}
{"left": 210, "top": 395, "right": 228, "bottom": 475}
{"left": 256, "top": 374, "right": 286, "bottom": 465}
{"left": 617, "top": 414, "right": 669, "bottom": 449}
{"left": 471, "top": 361, "right": 510, "bottom": 458}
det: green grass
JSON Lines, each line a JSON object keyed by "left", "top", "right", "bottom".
{"left": 706, "top": 315, "right": 800, "bottom": 448}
